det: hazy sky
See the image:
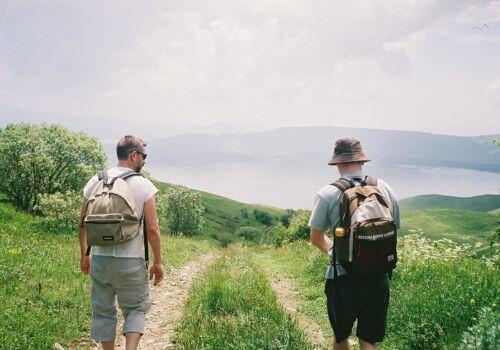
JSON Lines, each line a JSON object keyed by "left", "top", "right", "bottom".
{"left": 1, "top": 0, "right": 499, "bottom": 136}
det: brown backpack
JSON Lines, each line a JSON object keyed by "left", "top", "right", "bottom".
{"left": 332, "top": 176, "right": 397, "bottom": 277}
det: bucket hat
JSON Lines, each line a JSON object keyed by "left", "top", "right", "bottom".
{"left": 328, "top": 137, "right": 371, "bottom": 165}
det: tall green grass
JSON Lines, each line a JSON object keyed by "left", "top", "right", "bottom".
{"left": 0, "top": 202, "right": 216, "bottom": 349}
{"left": 259, "top": 237, "right": 499, "bottom": 349}
{"left": 173, "top": 246, "right": 314, "bottom": 349}
{"left": 400, "top": 209, "right": 498, "bottom": 245}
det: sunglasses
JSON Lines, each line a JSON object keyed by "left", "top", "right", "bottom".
{"left": 130, "top": 150, "right": 147, "bottom": 160}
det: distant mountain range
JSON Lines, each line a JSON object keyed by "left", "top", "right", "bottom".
{"left": 3, "top": 115, "right": 499, "bottom": 205}
{"left": 148, "top": 126, "right": 500, "bottom": 172}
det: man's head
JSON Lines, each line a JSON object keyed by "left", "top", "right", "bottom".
{"left": 328, "top": 137, "right": 370, "bottom": 175}
{"left": 116, "top": 135, "right": 147, "bottom": 172}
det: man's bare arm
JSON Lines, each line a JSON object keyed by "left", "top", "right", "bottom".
{"left": 144, "top": 196, "right": 161, "bottom": 263}
{"left": 144, "top": 196, "right": 164, "bottom": 285}
{"left": 310, "top": 228, "right": 333, "bottom": 255}
{"left": 78, "top": 199, "right": 90, "bottom": 275}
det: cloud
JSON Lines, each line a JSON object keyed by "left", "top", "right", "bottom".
{"left": 486, "top": 76, "right": 500, "bottom": 94}
{"left": 454, "top": 34, "right": 500, "bottom": 44}
{"left": 0, "top": 0, "right": 499, "bottom": 136}
{"left": 453, "top": 1, "right": 500, "bottom": 24}
{"left": 383, "top": 31, "right": 428, "bottom": 59}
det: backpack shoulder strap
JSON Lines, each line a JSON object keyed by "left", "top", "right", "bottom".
{"left": 331, "top": 178, "right": 354, "bottom": 192}
{"left": 117, "top": 169, "right": 143, "bottom": 180}
{"left": 331, "top": 178, "right": 356, "bottom": 228}
{"left": 107, "top": 170, "right": 143, "bottom": 187}
{"left": 98, "top": 170, "right": 108, "bottom": 183}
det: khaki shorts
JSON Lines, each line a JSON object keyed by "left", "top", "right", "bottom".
{"left": 90, "top": 255, "right": 151, "bottom": 342}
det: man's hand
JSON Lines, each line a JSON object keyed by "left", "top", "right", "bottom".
{"left": 81, "top": 255, "right": 91, "bottom": 275}
{"left": 149, "top": 262, "right": 164, "bottom": 286}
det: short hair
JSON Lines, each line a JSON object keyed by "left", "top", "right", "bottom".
{"left": 116, "top": 135, "right": 147, "bottom": 160}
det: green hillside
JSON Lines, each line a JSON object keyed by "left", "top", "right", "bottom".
{"left": 0, "top": 199, "right": 218, "bottom": 349}
{"left": 400, "top": 209, "right": 499, "bottom": 245}
{"left": 489, "top": 208, "right": 500, "bottom": 215}
{"left": 400, "top": 194, "right": 500, "bottom": 212}
{"left": 156, "top": 182, "right": 284, "bottom": 238}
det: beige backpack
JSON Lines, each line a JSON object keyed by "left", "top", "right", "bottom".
{"left": 84, "top": 170, "right": 145, "bottom": 254}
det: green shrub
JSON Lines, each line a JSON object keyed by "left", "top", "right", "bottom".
{"left": 253, "top": 209, "right": 274, "bottom": 226}
{"left": 210, "top": 231, "right": 234, "bottom": 248}
{"left": 157, "top": 185, "right": 204, "bottom": 236}
{"left": 33, "top": 190, "right": 81, "bottom": 233}
{"left": 280, "top": 209, "right": 297, "bottom": 227}
{"left": 287, "top": 210, "right": 311, "bottom": 241}
{"left": 487, "top": 228, "right": 499, "bottom": 249}
{"left": 461, "top": 306, "right": 499, "bottom": 349}
{"left": 274, "top": 210, "right": 311, "bottom": 245}
{"left": 0, "top": 123, "right": 105, "bottom": 212}
{"left": 399, "top": 321, "right": 444, "bottom": 350}
{"left": 240, "top": 208, "right": 249, "bottom": 218}
{"left": 271, "top": 222, "right": 289, "bottom": 247}
{"left": 237, "top": 226, "right": 261, "bottom": 241}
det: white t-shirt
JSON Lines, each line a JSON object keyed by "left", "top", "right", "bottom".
{"left": 83, "top": 167, "right": 158, "bottom": 258}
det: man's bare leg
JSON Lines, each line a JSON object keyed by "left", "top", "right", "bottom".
{"left": 333, "top": 339, "right": 351, "bottom": 350}
{"left": 101, "top": 341, "right": 114, "bottom": 350}
{"left": 125, "top": 332, "right": 142, "bottom": 350}
{"left": 359, "top": 338, "right": 377, "bottom": 350}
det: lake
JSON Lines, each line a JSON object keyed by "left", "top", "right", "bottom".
{"left": 146, "top": 160, "right": 500, "bottom": 209}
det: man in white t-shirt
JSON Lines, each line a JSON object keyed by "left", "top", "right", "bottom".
{"left": 78, "top": 135, "right": 164, "bottom": 350}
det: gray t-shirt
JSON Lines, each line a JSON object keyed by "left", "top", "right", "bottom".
{"left": 83, "top": 167, "right": 158, "bottom": 258}
{"left": 308, "top": 171, "right": 401, "bottom": 279}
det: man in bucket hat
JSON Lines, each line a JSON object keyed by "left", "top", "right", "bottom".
{"left": 309, "top": 138, "right": 401, "bottom": 350}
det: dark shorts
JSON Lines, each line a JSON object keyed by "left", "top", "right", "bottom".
{"left": 324, "top": 274, "right": 389, "bottom": 344}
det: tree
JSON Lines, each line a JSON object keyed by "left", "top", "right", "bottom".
{"left": 253, "top": 209, "right": 273, "bottom": 226}
{"left": 0, "top": 123, "right": 106, "bottom": 212}
{"left": 240, "top": 208, "right": 249, "bottom": 219}
{"left": 273, "top": 210, "right": 312, "bottom": 245}
{"left": 286, "top": 210, "right": 312, "bottom": 241}
{"left": 236, "top": 226, "right": 261, "bottom": 241}
{"left": 157, "top": 185, "right": 205, "bottom": 236}
{"left": 487, "top": 228, "right": 499, "bottom": 249}
{"left": 280, "top": 209, "right": 297, "bottom": 227}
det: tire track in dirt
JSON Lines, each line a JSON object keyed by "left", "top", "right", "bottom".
{"left": 85, "top": 252, "right": 220, "bottom": 350}
{"left": 255, "top": 256, "right": 330, "bottom": 350}
{"left": 255, "top": 255, "right": 360, "bottom": 350}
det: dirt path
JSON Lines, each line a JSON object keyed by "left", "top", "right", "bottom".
{"left": 86, "top": 252, "right": 220, "bottom": 350}
{"left": 254, "top": 256, "right": 329, "bottom": 349}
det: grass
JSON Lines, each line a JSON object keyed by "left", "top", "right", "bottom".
{"left": 1, "top": 183, "right": 499, "bottom": 349}
{"left": 400, "top": 209, "right": 499, "bottom": 246}
{"left": 0, "top": 201, "right": 217, "bottom": 350}
{"left": 172, "top": 246, "right": 314, "bottom": 349}
{"left": 259, "top": 239, "right": 499, "bottom": 350}
{"left": 255, "top": 243, "right": 332, "bottom": 337}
